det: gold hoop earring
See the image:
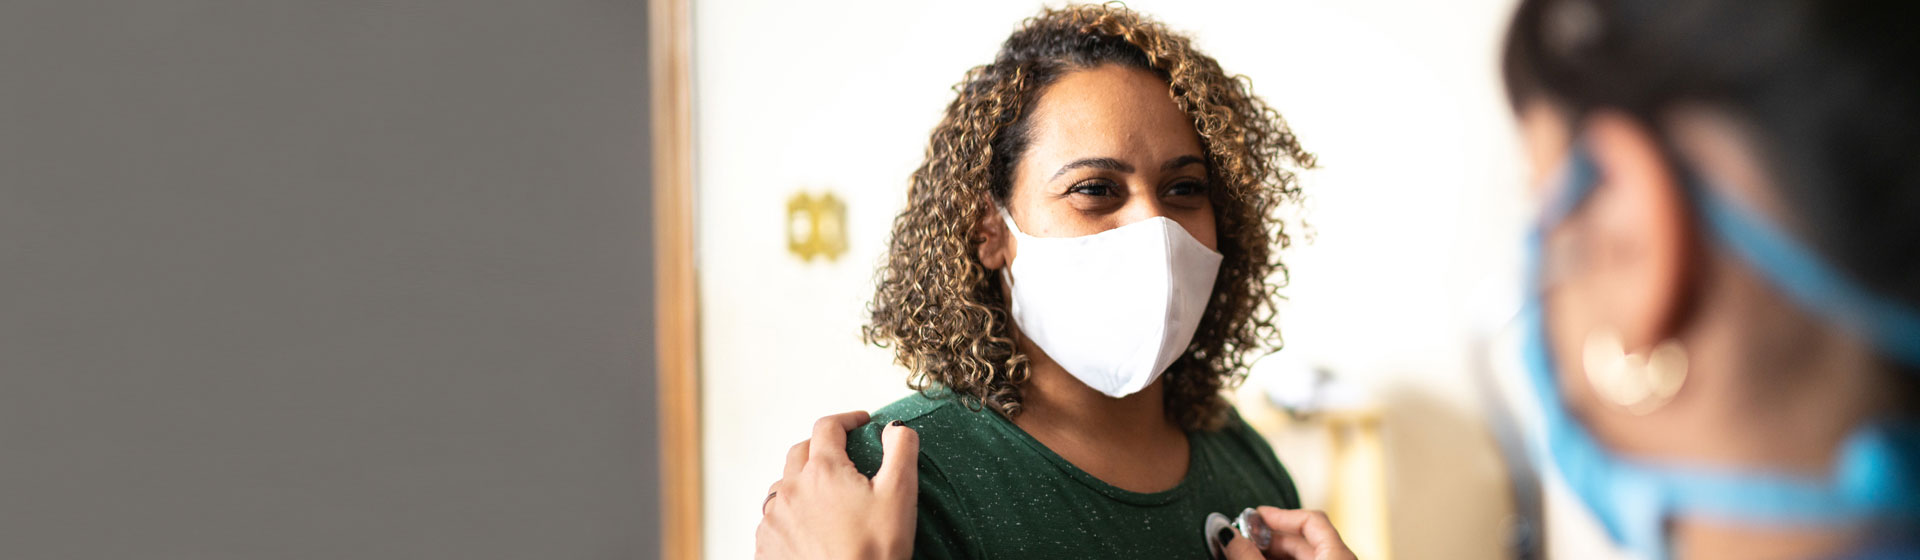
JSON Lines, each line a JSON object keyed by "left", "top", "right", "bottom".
{"left": 1581, "top": 329, "right": 1688, "bottom": 415}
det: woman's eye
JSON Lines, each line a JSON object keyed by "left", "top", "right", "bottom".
{"left": 1067, "top": 181, "right": 1117, "bottom": 197}
{"left": 1165, "top": 180, "right": 1209, "bottom": 197}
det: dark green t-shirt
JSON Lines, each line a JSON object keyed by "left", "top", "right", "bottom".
{"left": 845, "top": 390, "right": 1301, "bottom": 559}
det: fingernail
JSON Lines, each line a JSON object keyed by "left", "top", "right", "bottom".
{"left": 1217, "top": 527, "right": 1235, "bottom": 544}
{"left": 888, "top": 420, "right": 905, "bottom": 427}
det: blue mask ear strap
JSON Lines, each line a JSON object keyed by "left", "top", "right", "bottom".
{"left": 1686, "top": 177, "right": 1920, "bottom": 368}
{"left": 1536, "top": 147, "right": 1603, "bottom": 232}
{"left": 1541, "top": 141, "right": 1920, "bottom": 367}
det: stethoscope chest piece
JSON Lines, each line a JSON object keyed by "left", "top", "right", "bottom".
{"left": 1203, "top": 508, "right": 1271, "bottom": 559}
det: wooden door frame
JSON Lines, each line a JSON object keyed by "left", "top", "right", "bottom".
{"left": 651, "top": 0, "right": 700, "bottom": 557}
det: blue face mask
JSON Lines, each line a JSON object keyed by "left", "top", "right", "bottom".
{"left": 1519, "top": 143, "right": 1920, "bottom": 560}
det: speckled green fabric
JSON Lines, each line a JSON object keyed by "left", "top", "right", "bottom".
{"left": 846, "top": 390, "right": 1300, "bottom": 559}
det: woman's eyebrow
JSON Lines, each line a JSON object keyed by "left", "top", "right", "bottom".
{"left": 1051, "top": 157, "right": 1132, "bottom": 180}
{"left": 1161, "top": 154, "right": 1206, "bottom": 172}
{"left": 1050, "top": 155, "right": 1205, "bottom": 180}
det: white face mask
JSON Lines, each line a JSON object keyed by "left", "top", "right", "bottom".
{"left": 1000, "top": 209, "right": 1223, "bottom": 398}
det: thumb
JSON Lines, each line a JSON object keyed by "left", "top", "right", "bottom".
{"left": 872, "top": 420, "right": 920, "bottom": 501}
{"left": 1221, "top": 527, "right": 1264, "bottom": 560}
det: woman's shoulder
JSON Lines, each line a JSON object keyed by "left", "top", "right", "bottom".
{"left": 844, "top": 389, "right": 1004, "bottom": 478}
{"left": 1212, "top": 404, "right": 1267, "bottom": 443}
{"left": 870, "top": 390, "right": 960, "bottom": 425}
{"left": 1196, "top": 404, "right": 1303, "bottom": 508}
{"left": 1197, "top": 403, "right": 1274, "bottom": 450}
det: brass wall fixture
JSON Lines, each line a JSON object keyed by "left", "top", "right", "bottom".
{"left": 786, "top": 190, "right": 848, "bottom": 262}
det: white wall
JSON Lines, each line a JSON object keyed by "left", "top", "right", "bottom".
{"left": 691, "top": 1, "right": 1539, "bottom": 558}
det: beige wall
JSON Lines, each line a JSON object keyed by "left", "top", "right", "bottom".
{"left": 690, "top": 1, "right": 1551, "bottom": 558}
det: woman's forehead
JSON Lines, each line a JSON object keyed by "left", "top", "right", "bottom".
{"left": 1020, "top": 65, "right": 1204, "bottom": 172}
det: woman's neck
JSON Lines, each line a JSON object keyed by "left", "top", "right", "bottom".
{"left": 1008, "top": 336, "right": 1190, "bottom": 493}
{"left": 1670, "top": 519, "right": 1866, "bottom": 560}
{"left": 1659, "top": 253, "right": 1898, "bottom": 559}
{"left": 1662, "top": 256, "right": 1894, "bottom": 473}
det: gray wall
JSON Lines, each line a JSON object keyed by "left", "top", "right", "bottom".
{"left": 0, "top": 1, "right": 659, "bottom": 558}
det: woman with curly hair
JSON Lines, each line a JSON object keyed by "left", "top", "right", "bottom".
{"left": 756, "top": 4, "right": 1349, "bottom": 559}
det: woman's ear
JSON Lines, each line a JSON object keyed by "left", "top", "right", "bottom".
{"left": 976, "top": 199, "right": 1011, "bottom": 270}
{"left": 1581, "top": 111, "right": 1698, "bottom": 350}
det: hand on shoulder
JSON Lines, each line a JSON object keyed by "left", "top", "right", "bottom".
{"left": 755, "top": 411, "right": 919, "bottom": 560}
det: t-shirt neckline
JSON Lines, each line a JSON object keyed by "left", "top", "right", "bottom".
{"left": 981, "top": 405, "right": 1202, "bottom": 507}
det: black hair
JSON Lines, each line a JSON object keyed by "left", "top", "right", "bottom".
{"left": 1502, "top": 0, "right": 1920, "bottom": 309}
{"left": 983, "top": 23, "right": 1161, "bottom": 203}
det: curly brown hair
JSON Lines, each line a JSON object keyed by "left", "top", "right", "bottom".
{"left": 862, "top": 3, "right": 1315, "bottom": 431}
